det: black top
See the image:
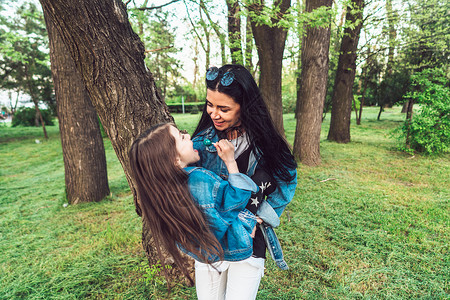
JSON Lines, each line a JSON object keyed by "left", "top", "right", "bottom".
{"left": 235, "top": 147, "right": 267, "bottom": 259}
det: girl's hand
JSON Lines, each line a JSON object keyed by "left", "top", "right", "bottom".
{"left": 214, "top": 139, "right": 234, "bottom": 163}
{"left": 251, "top": 218, "right": 264, "bottom": 238}
{"left": 214, "top": 139, "right": 239, "bottom": 174}
{"left": 251, "top": 226, "right": 256, "bottom": 238}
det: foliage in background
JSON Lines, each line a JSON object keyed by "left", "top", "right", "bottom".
{"left": 400, "top": 0, "right": 450, "bottom": 71}
{"left": 0, "top": 2, "right": 55, "bottom": 114}
{"left": 375, "top": 68, "right": 411, "bottom": 115}
{"left": 12, "top": 106, "right": 54, "bottom": 127}
{"left": 128, "top": 6, "right": 183, "bottom": 101}
{"left": 397, "top": 67, "right": 450, "bottom": 154}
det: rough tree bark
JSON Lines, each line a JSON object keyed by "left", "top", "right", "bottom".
{"left": 39, "top": 0, "right": 173, "bottom": 267}
{"left": 250, "top": 0, "right": 291, "bottom": 136}
{"left": 44, "top": 10, "right": 110, "bottom": 204}
{"left": 293, "top": 0, "right": 332, "bottom": 166}
{"left": 327, "top": 0, "right": 364, "bottom": 143}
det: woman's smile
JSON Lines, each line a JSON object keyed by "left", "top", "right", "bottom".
{"left": 206, "top": 89, "right": 241, "bottom": 132}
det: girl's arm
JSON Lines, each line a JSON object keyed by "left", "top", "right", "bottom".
{"left": 213, "top": 139, "right": 238, "bottom": 174}
{"left": 213, "top": 139, "right": 258, "bottom": 194}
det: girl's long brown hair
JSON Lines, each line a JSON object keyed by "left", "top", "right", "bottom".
{"left": 128, "top": 123, "right": 223, "bottom": 287}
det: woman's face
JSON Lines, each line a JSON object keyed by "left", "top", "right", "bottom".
{"left": 206, "top": 89, "right": 241, "bottom": 131}
{"left": 169, "top": 125, "right": 200, "bottom": 168}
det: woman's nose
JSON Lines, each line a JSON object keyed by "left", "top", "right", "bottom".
{"left": 210, "top": 109, "right": 220, "bottom": 120}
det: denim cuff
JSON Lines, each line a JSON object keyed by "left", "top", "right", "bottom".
{"left": 228, "top": 173, "right": 258, "bottom": 193}
{"left": 259, "top": 224, "right": 289, "bottom": 270}
{"left": 257, "top": 201, "right": 280, "bottom": 228}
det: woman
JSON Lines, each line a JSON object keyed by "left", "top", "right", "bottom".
{"left": 192, "top": 64, "right": 298, "bottom": 299}
{"left": 128, "top": 123, "right": 259, "bottom": 293}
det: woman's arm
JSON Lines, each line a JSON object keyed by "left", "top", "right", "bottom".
{"left": 264, "top": 169, "right": 298, "bottom": 217}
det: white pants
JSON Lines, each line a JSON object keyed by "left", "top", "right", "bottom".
{"left": 195, "top": 257, "right": 265, "bottom": 300}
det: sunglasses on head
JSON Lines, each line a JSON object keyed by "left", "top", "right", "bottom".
{"left": 206, "top": 66, "right": 235, "bottom": 87}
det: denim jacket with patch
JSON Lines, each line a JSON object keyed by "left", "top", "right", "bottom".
{"left": 184, "top": 166, "right": 258, "bottom": 262}
{"left": 191, "top": 127, "right": 297, "bottom": 268}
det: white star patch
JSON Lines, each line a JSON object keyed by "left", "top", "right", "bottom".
{"left": 251, "top": 196, "right": 260, "bottom": 207}
{"left": 259, "top": 182, "right": 271, "bottom": 193}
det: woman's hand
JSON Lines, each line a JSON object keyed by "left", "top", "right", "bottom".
{"left": 214, "top": 139, "right": 239, "bottom": 174}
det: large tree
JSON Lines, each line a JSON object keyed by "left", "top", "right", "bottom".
{"left": 327, "top": 0, "right": 364, "bottom": 143}
{"left": 39, "top": 0, "right": 173, "bottom": 267}
{"left": 44, "top": 10, "right": 110, "bottom": 204}
{"left": 249, "top": 0, "right": 291, "bottom": 135}
{"left": 293, "top": 0, "right": 332, "bottom": 166}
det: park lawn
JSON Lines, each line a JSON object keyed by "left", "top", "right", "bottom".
{"left": 0, "top": 106, "right": 448, "bottom": 299}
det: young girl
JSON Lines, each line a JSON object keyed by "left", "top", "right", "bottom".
{"left": 128, "top": 123, "right": 259, "bottom": 295}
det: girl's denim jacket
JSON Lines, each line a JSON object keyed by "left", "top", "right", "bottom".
{"left": 184, "top": 167, "right": 259, "bottom": 262}
{"left": 191, "top": 127, "right": 297, "bottom": 266}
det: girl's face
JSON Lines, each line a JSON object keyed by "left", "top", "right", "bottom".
{"left": 206, "top": 89, "right": 241, "bottom": 131}
{"left": 169, "top": 126, "right": 200, "bottom": 168}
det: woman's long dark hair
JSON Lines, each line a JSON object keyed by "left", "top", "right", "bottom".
{"left": 193, "top": 64, "right": 297, "bottom": 182}
{"left": 129, "top": 123, "right": 223, "bottom": 288}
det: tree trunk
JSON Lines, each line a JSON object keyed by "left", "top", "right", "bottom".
{"left": 377, "top": 105, "right": 383, "bottom": 120}
{"left": 405, "top": 100, "right": 414, "bottom": 148}
{"left": 227, "top": 0, "right": 243, "bottom": 65}
{"left": 33, "top": 100, "right": 48, "bottom": 139}
{"left": 44, "top": 10, "right": 110, "bottom": 204}
{"left": 353, "top": 94, "right": 359, "bottom": 122}
{"left": 385, "top": 0, "right": 397, "bottom": 76}
{"left": 39, "top": 0, "right": 173, "bottom": 268}
{"left": 358, "top": 72, "right": 369, "bottom": 125}
{"left": 193, "top": 39, "right": 199, "bottom": 89}
{"left": 199, "top": 6, "right": 211, "bottom": 70}
{"left": 250, "top": 0, "right": 291, "bottom": 136}
{"left": 293, "top": 0, "right": 332, "bottom": 166}
{"left": 327, "top": 0, "right": 364, "bottom": 143}
{"left": 244, "top": 15, "right": 253, "bottom": 71}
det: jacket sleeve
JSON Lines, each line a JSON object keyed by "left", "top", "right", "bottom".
{"left": 265, "top": 168, "right": 297, "bottom": 217}
{"left": 188, "top": 169, "right": 257, "bottom": 241}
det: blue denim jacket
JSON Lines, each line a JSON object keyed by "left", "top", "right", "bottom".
{"left": 184, "top": 167, "right": 259, "bottom": 262}
{"left": 192, "top": 127, "right": 297, "bottom": 267}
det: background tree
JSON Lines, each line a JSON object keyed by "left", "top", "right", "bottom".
{"left": 184, "top": 0, "right": 212, "bottom": 70}
{"left": 327, "top": 0, "right": 364, "bottom": 143}
{"left": 44, "top": 9, "right": 110, "bottom": 204}
{"left": 293, "top": 0, "right": 332, "bottom": 166}
{"left": 199, "top": 0, "right": 227, "bottom": 65}
{"left": 129, "top": 8, "right": 182, "bottom": 100}
{"left": 249, "top": 0, "right": 292, "bottom": 135}
{"left": 227, "top": 0, "right": 243, "bottom": 64}
{"left": 398, "top": 0, "right": 449, "bottom": 120}
{"left": 244, "top": 14, "right": 254, "bottom": 72}
{"left": 323, "top": 3, "right": 346, "bottom": 120}
{"left": 39, "top": 0, "right": 174, "bottom": 272}
{"left": 0, "top": 3, "right": 53, "bottom": 138}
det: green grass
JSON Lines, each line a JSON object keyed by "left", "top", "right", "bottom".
{"left": 0, "top": 106, "right": 448, "bottom": 299}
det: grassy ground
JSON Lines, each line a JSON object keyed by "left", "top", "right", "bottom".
{"left": 0, "top": 106, "right": 448, "bottom": 299}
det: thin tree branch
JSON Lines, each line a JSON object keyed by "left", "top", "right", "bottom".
{"left": 145, "top": 45, "right": 173, "bottom": 53}
{"left": 134, "top": 0, "right": 181, "bottom": 10}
